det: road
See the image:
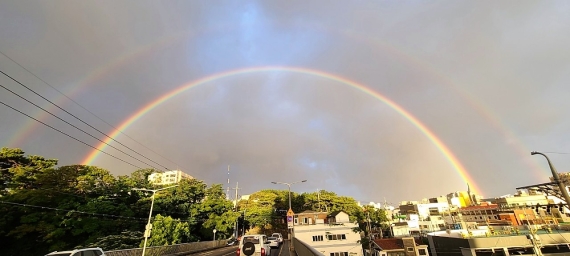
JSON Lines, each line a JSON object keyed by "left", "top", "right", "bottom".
{"left": 187, "top": 240, "right": 294, "bottom": 256}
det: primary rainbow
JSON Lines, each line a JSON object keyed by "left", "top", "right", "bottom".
{"left": 81, "top": 66, "right": 482, "bottom": 195}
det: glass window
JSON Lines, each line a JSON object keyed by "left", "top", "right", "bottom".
{"left": 243, "top": 236, "right": 260, "bottom": 244}
{"left": 313, "top": 235, "right": 324, "bottom": 241}
{"left": 419, "top": 249, "right": 427, "bottom": 255}
{"left": 326, "top": 234, "right": 346, "bottom": 240}
{"left": 407, "top": 247, "right": 414, "bottom": 252}
{"left": 80, "top": 251, "right": 97, "bottom": 256}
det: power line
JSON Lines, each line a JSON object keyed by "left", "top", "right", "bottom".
{"left": 0, "top": 80, "right": 163, "bottom": 170}
{"left": 0, "top": 98, "right": 143, "bottom": 169}
{"left": 0, "top": 200, "right": 147, "bottom": 221}
{"left": 0, "top": 69, "right": 170, "bottom": 170}
{"left": 0, "top": 50, "right": 186, "bottom": 170}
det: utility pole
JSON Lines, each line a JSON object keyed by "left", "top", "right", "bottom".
{"left": 226, "top": 165, "right": 230, "bottom": 200}
{"left": 317, "top": 189, "right": 322, "bottom": 212}
{"left": 532, "top": 152, "right": 570, "bottom": 211}
{"left": 367, "top": 211, "right": 373, "bottom": 256}
{"left": 232, "top": 182, "right": 241, "bottom": 238}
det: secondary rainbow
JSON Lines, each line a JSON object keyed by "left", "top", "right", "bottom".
{"left": 81, "top": 66, "right": 482, "bottom": 194}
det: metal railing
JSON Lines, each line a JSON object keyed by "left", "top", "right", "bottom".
{"left": 106, "top": 240, "right": 226, "bottom": 256}
{"left": 292, "top": 238, "right": 325, "bottom": 256}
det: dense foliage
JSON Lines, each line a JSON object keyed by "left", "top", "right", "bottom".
{"left": 1, "top": 148, "right": 388, "bottom": 255}
{"left": 0, "top": 148, "right": 235, "bottom": 256}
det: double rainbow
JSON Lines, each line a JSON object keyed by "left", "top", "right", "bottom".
{"left": 79, "top": 66, "right": 482, "bottom": 195}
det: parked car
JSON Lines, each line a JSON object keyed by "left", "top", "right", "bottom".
{"left": 267, "top": 237, "right": 280, "bottom": 248}
{"left": 45, "top": 247, "right": 105, "bottom": 256}
{"left": 271, "top": 232, "right": 283, "bottom": 245}
{"left": 236, "top": 234, "right": 271, "bottom": 256}
{"left": 227, "top": 237, "right": 238, "bottom": 246}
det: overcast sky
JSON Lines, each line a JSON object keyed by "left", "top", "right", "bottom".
{"left": 1, "top": 1, "right": 570, "bottom": 204}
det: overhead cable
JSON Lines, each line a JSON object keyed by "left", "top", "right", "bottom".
{"left": 0, "top": 200, "right": 146, "bottom": 221}
{"left": 0, "top": 50, "right": 185, "bottom": 170}
{"left": 0, "top": 80, "right": 163, "bottom": 170}
{"left": 0, "top": 99, "right": 143, "bottom": 169}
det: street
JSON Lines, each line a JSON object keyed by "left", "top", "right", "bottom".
{"left": 187, "top": 240, "right": 294, "bottom": 256}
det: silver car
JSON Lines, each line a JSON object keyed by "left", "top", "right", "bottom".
{"left": 45, "top": 247, "right": 105, "bottom": 256}
{"left": 267, "top": 237, "right": 280, "bottom": 248}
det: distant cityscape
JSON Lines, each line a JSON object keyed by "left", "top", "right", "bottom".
{"left": 146, "top": 169, "right": 570, "bottom": 255}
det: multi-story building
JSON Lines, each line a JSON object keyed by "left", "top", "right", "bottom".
{"left": 399, "top": 201, "right": 450, "bottom": 221}
{"left": 294, "top": 210, "right": 363, "bottom": 256}
{"left": 457, "top": 202, "right": 505, "bottom": 225}
{"left": 427, "top": 228, "right": 570, "bottom": 256}
{"left": 372, "top": 237, "right": 429, "bottom": 256}
{"left": 148, "top": 170, "right": 193, "bottom": 185}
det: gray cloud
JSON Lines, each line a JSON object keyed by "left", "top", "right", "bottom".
{"left": 1, "top": 1, "right": 570, "bottom": 204}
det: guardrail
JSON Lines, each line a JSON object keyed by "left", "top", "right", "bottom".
{"left": 292, "top": 238, "right": 324, "bottom": 256}
{"left": 106, "top": 240, "right": 227, "bottom": 256}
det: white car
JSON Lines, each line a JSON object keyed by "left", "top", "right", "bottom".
{"left": 45, "top": 247, "right": 105, "bottom": 256}
{"left": 237, "top": 234, "right": 272, "bottom": 256}
{"left": 271, "top": 232, "right": 283, "bottom": 245}
{"left": 267, "top": 237, "right": 280, "bottom": 248}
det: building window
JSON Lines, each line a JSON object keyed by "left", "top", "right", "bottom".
{"left": 327, "top": 234, "right": 346, "bottom": 240}
{"left": 312, "top": 235, "right": 324, "bottom": 241}
{"left": 330, "top": 252, "right": 348, "bottom": 256}
{"left": 294, "top": 218, "right": 298, "bottom": 224}
{"left": 418, "top": 248, "right": 427, "bottom": 255}
{"left": 304, "top": 218, "right": 309, "bottom": 224}
{"left": 407, "top": 247, "right": 414, "bottom": 252}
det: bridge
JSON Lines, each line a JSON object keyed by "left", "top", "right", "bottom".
{"left": 105, "top": 238, "right": 323, "bottom": 256}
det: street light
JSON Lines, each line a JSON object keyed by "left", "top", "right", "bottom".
{"left": 132, "top": 185, "right": 179, "bottom": 256}
{"left": 271, "top": 179, "right": 307, "bottom": 251}
{"left": 271, "top": 180, "right": 307, "bottom": 211}
{"left": 531, "top": 151, "right": 570, "bottom": 210}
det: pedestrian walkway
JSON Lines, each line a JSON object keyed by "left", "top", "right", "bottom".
{"left": 276, "top": 240, "right": 294, "bottom": 256}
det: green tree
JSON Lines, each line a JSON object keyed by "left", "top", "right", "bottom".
{"left": 88, "top": 230, "right": 144, "bottom": 250}
{"left": 145, "top": 214, "right": 190, "bottom": 246}
{"left": 1, "top": 147, "right": 58, "bottom": 194}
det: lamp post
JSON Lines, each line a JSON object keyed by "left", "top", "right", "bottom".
{"left": 271, "top": 180, "right": 307, "bottom": 251}
{"left": 271, "top": 180, "right": 307, "bottom": 212}
{"left": 213, "top": 229, "right": 217, "bottom": 241}
{"left": 132, "top": 185, "right": 178, "bottom": 256}
{"left": 531, "top": 151, "right": 570, "bottom": 210}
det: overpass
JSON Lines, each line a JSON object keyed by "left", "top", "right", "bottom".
{"left": 105, "top": 238, "right": 323, "bottom": 256}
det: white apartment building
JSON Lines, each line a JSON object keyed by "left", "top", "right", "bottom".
{"left": 148, "top": 170, "right": 193, "bottom": 185}
{"left": 294, "top": 210, "right": 363, "bottom": 256}
{"left": 399, "top": 202, "right": 450, "bottom": 221}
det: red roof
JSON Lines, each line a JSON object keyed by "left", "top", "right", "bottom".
{"left": 373, "top": 238, "right": 424, "bottom": 251}
{"left": 373, "top": 238, "right": 403, "bottom": 250}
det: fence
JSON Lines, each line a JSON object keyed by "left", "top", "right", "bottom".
{"left": 106, "top": 240, "right": 227, "bottom": 256}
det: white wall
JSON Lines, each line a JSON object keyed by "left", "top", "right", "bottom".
{"left": 335, "top": 212, "right": 350, "bottom": 223}
{"left": 295, "top": 223, "right": 362, "bottom": 256}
